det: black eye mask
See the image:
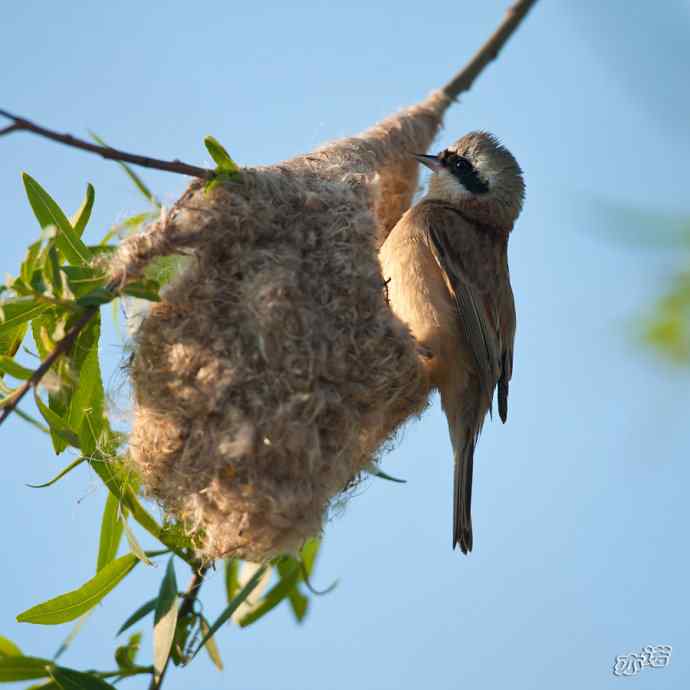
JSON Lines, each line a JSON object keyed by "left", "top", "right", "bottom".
{"left": 439, "top": 151, "right": 490, "bottom": 195}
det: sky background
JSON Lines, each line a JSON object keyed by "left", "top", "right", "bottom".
{"left": 2, "top": 1, "right": 690, "bottom": 688}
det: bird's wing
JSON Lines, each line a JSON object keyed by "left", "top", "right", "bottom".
{"left": 425, "top": 213, "right": 502, "bottom": 410}
{"left": 497, "top": 277, "right": 516, "bottom": 423}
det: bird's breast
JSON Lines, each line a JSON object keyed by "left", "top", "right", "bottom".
{"left": 379, "top": 227, "right": 461, "bottom": 384}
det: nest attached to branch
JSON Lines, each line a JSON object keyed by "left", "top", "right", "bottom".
{"left": 109, "top": 90, "right": 453, "bottom": 562}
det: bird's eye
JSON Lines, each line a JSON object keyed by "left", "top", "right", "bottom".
{"left": 448, "top": 155, "right": 489, "bottom": 194}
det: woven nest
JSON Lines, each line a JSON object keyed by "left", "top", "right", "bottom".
{"left": 109, "top": 90, "right": 452, "bottom": 562}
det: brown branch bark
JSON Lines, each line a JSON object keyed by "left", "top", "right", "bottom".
{"left": 441, "top": 0, "right": 538, "bottom": 100}
{"left": 0, "top": 1, "right": 537, "bottom": 179}
{"left": 0, "top": 109, "right": 214, "bottom": 179}
{"left": 148, "top": 565, "right": 209, "bottom": 690}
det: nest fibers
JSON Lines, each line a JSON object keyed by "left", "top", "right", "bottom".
{"left": 109, "top": 90, "right": 454, "bottom": 562}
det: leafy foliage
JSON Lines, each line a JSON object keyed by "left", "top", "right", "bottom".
{"left": 17, "top": 555, "right": 140, "bottom": 625}
{"left": 641, "top": 267, "right": 690, "bottom": 363}
{"left": 203, "top": 135, "right": 241, "bottom": 192}
{"left": 1, "top": 166, "right": 331, "bottom": 689}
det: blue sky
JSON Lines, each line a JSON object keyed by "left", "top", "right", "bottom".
{"left": 2, "top": 1, "right": 689, "bottom": 688}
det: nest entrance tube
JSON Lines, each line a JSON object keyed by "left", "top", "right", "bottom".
{"left": 111, "top": 91, "right": 452, "bottom": 562}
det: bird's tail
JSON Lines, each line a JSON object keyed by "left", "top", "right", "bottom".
{"left": 440, "top": 379, "right": 486, "bottom": 555}
{"left": 453, "top": 433, "right": 476, "bottom": 554}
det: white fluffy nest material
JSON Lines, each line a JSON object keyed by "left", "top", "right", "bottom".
{"left": 108, "top": 90, "right": 452, "bottom": 562}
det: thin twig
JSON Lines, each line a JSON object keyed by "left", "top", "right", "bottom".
{"left": 149, "top": 564, "right": 209, "bottom": 690}
{"left": 441, "top": 0, "right": 538, "bottom": 100}
{"left": 0, "top": 123, "right": 19, "bottom": 136}
{"left": 0, "top": 305, "right": 100, "bottom": 427}
{"left": 0, "top": 109, "right": 214, "bottom": 179}
{"left": 0, "top": 1, "right": 536, "bottom": 180}
{"left": 96, "top": 666, "right": 155, "bottom": 680}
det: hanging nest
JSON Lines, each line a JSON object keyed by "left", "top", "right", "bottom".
{"left": 108, "top": 90, "right": 457, "bottom": 562}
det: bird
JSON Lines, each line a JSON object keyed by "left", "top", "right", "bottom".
{"left": 379, "top": 131, "right": 524, "bottom": 554}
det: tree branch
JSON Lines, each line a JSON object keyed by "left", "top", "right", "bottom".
{"left": 0, "top": 109, "right": 214, "bottom": 179}
{"left": 0, "top": 1, "right": 537, "bottom": 178}
{"left": 441, "top": 0, "right": 538, "bottom": 100}
{"left": 148, "top": 564, "right": 209, "bottom": 690}
{"left": 0, "top": 123, "right": 20, "bottom": 136}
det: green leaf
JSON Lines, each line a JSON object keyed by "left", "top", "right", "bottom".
{"left": 301, "top": 538, "right": 320, "bottom": 576}
{"left": 238, "top": 563, "right": 301, "bottom": 627}
{"left": 641, "top": 268, "right": 690, "bottom": 363}
{"left": 287, "top": 587, "right": 308, "bottom": 621}
{"left": 114, "top": 632, "right": 141, "bottom": 669}
{"left": 90, "top": 459, "right": 156, "bottom": 531}
{"left": 61, "top": 267, "right": 106, "bottom": 299}
{"left": 89, "top": 458, "right": 193, "bottom": 563}
{"left": 224, "top": 559, "right": 239, "bottom": 604}
{"left": 30, "top": 311, "right": 106, "bottom": 455}
{"left": 16, "top": 554, "right": 138, "bottom": 625}
{"left": 143, "top": 255, "right": 188, "bottom": 288}
{"left": 0, "top": 299, "right": 48, "bottom": 337}
{"left": 26, "top": 456, "right": 86, "bottom": 489}
{"left": 121, "top": 279, "right": 160, "bottom": 302}
{"left": 203, "top": 136, "right": 240, "bottom": 174}
{"left": 89, "top": 461, "right": 156, "bottom": 526}
{"left": 42, "top": 247, "right": 64, "bottom": 297}
{"left": 153, "top": 558, "right": 179, "bottom": 679}
{"left": 158, "top": 521, "right": 195, "bottom": 553}
{"left": 87, "top": 245, "right": 117, "bottom": 258}
{"left": 122, "top": 519, "right": 153, "bottom": 566}
{"left": 199, "top": 617, "right": 223, "bottom": 671}
{"left": 298, "top": 538, "right": 336, "bottom": 596}
{"left": 0, "top": 656, "right": 53, "bottom": 682}
{"left": 65, "top": 316, "right": 105, "bottom": 455}
{"left": 49, "top": 666, "right": 116, "bottom": 690}
{"left": 276, "top": 558, "right": 308, "bottom": 623}
{"left": 75, "top": 288, "right": 114, "bottom": 308}
{"left": 364, "top": 462, "right": 407, "bottom": 483}
{"left": 0, "top": 636, "right": 22, "bottom": 657}
{"left": 116, "top": 598, "right": 157, "bottom": 636}
{"left": 31, "top": 308, "right": 59, "bottom": 359}
{"left": 0, "top": 355, "right": 34, "bottom": 380}
{"left": 0, "top": 320, "right": 28, "bottom": 359}
{"left": 230, "top": 563, "right": 272, "bottom": 623}
{"left": 34, "top": 393, "right": 81, "bottom": 450}
{"left": 96, "top": 492, "right": 125, "bottom": 572}
{"left": 169, "top": 613, "right": 195, "bottom": 667}
{"left": 71, "top": 184, "right": 95, "bottom": 239}
{"left": 22, "top": 174, "right": 93, "bottom": 267}
{"left": 6, "top": 276, "right": 33, "bottom": 299}
{"left": 192, "top": 565, "right": 268, "bottom": 659}
{"left": 21, "top": 240, "right": 43, "bottom": 287}
{"left": 90, "top": 132, "right": 160, "bottom": 207}
{"left": 30, "top": 311, "right": 72, "bottom": 453}
{"left": 25, "top": 681, "right": 61, "bottom": 690}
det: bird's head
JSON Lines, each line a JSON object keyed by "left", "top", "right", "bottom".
{"left": 413, "top": 132, "right": 525, "bottom": 230}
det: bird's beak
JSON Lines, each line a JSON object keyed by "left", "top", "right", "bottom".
{"left": 412, "top": 153, "right": 443, "bottom": 172}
